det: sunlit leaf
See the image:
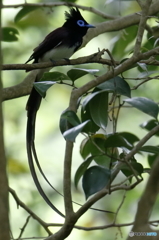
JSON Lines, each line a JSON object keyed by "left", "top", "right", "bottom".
{"left": 124, "top": 97, "right": 159, "bottom": 119}
{"left": 82, "top": 166, "right": 111, "bottom": 199}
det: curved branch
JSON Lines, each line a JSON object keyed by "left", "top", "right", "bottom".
{"left": 2, "top": 1, "right": 159, "bottom": 50}
{"left": 2, "top": 51, "right": 113, "bottom": 71}
{"left": 83, "top": 1, "right": 159, "bottom": 48}
{"left": 9, "top": 187, "right": 53, "bottom": 235}
{"left": 2, "top": 70, "right": 38, "bottom": 101}
{"left": 2, "top": 2, "right": 119, "bottom": 20}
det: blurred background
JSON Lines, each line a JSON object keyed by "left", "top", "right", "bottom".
{"left": 2, "top": 0, "right": 159, "bottom": 239}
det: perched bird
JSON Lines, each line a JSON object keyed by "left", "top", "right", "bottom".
{"left": 26, "top": 8, "right": 95, "bottom": 217}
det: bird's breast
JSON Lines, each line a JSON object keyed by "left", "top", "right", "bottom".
{"left": 39, "top": 44, "right": 77, "bottom": 63}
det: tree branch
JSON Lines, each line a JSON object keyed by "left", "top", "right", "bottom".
{"left": 0, "top": 0, "right": 10, "bottom": 238}
{"left": 2, "top": 2, "right": 118, "bottom": 20}
{"left": 9, "top": 187, "right": 53, "bottom": 235}
{"left": 133, "top": 0, "right": 152, "bottom": 56}
{"left": 127, "top": 156, "right": 159, "bottom": 240}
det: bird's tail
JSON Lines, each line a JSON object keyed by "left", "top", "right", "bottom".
{"left": 26, "top": 79, "right": 65, "bottom": 218}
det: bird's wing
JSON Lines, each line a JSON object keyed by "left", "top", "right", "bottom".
{"left": 25, "top": 27, "right": 69, "bottom": 63}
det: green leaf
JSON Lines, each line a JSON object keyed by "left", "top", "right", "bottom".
{"left": 120, "top": 162, "right": 143, "bottom": 179}
{"left": 74, "top": 156, "right": 93, "bottom": 188}
{"left": 140, "top": 119, "right": 159, "bottom": 136}
{"left": 41, "top": 72, "right": 70, "bottom": 82}
{"left": 105, "top": 133, "right": 132, "bottom": 149}
{"left": 82, "top": 88, "right": 111, "bottom": 111}
{"left": 81, "top": 104, "right": 100, "bottom": 134}
{"left": 2, "top": 27, "right": 19, "bottom": 42}
{"left": 119, "top": 132, "right": 139, "bottom": 145}
{"left": 82, "top": 90, "right": 102, "bottom": 110}
{"left": 112, "top": 25, "right": 138, "bottom": 58}
{"left": 137, "top": 70, "right": 159, "bottom": 78}
{"left": 94, "top": 155, "right": 111, "bottom": 168}
{"left": 63, "top": 120, "right": 90, "bottom": 142}
{"left": 82, "top": 166, "right": 111, "bottom": 199}
{"left": 15, "top": 6, "right": 40, "bottom": 22}
{"left": 124, "top": 97, "right": 159, "bottom": 119}
{"left": 59, "top": 110, "right": 81, "bottom": 134}
{"left": 137, "top": 62, "right": 148, "bottom": 73}
{"left": 97, "top": 76, "right": 131, "bottom": 98}
{"left": 67, "top": 68, "right": 98, "bottom": 81}
{"left": 33, "top": 81, "right": 56, "bottom": 98}
{"left": 80, "top": 134, "right": 118, "bottom": 166}
{"left": 148, "top": 153, "right": 159, "bottom": 167}
{"left": 80, "top": 138, "right": 92, "bottom": 159}
{"left": 140, "top": 145, "right": 159, "bottom": 154}
{"left": 89, "top": 91, "right": 108, "bottom": 130}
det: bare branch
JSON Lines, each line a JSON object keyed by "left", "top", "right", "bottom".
{"left": 127, "top": 156, "right": 159, "bottom": 240}
{"left": 9, "top": 187, "right": 53, "bottom": 235}
{"left": 125, "top": 124, "right": 159, "bottom": 162}
{"left": 2, "top": 2, "right": 118, "bottom": 20}
{"left": 133, "top": 0, "right": 153, "bottom": 55}
{"left": 2, "top": 51, "right": 112, "bottom": 71}
{"left": 17, "top": 215, "right": 31, "bottom": 239}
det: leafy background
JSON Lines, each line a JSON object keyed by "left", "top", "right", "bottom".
{"left": 2, "top": 0, "right": 159, "bottom": 239}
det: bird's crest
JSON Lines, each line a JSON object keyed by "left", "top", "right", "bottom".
{"left": 65, "top": 8, "right": 85, "bottom": 22}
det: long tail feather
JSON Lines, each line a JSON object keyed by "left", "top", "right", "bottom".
{"left": 26, "top": 85, "right": 65, "bottom": 218}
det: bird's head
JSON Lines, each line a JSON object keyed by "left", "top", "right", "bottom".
{"left": 63, "top": 8, "right": 95, "bottom": 36}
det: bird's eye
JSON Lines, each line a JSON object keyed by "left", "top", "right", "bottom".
{"left": 77, "top": 20, "right": 85, "bottom": 27}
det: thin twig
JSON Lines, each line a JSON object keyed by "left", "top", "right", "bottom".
{"left": 2, "top": 2, "right": 118, "bottom": 20}
{"left": 113, "top": 191, "right": 126, "bottom": 224}
{"left": 133, "top": 0, "right": 152, "bottom": 56}
{"left": 9, "top": 187, "right": 53, "bottom": 235}
{"left": 17, "top": 216, "right": 31, "bottom": 240}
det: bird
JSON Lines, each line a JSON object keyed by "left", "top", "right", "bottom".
{"left": 26, "top": 8, "right": 95, "bottom": 217}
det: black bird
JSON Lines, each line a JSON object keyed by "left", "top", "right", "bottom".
{"left": 26, "top": 8, "right": 94, "bottom": 217}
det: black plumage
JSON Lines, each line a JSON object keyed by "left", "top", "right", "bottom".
{"left": 26, "top": 8, "right": 94, "bottom": 64}
{"left": 26, "top": 8, "right": 94, "bottom": 217}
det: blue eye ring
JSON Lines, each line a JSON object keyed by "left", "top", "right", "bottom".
{"left": 77, "top": 20, "right": 85, "bottom": 27}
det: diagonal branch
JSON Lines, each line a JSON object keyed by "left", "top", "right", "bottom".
{"left": 9, "top": 187, "right": 53, "bottom": 235}
{"left": 2, "top": 2, "right": 118, "bottom": 20}
{"left": 133, "top": 0, "right": 152, "bottom": 56}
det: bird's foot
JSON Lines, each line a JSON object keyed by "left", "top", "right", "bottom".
{"left": 63, "top": 58, "right": 70, "bottom": 64}
{"left": 50, "top": 58, "right": 56, "bottom": 64}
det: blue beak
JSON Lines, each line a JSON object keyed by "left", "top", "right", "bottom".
{"left": 85, "top": 24, "right": 95, "bottom": 28}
